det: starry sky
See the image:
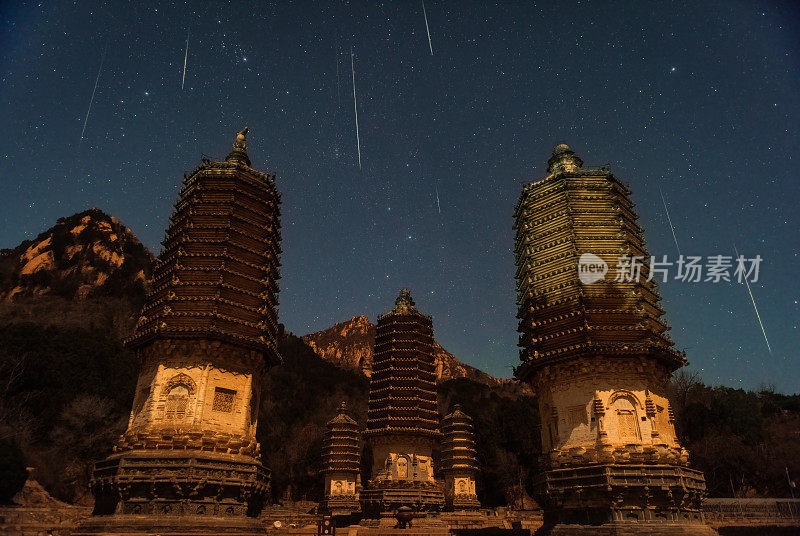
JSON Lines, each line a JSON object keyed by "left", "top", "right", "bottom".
{"left": 1, "top": 1, "right": 798, "bottom": 392}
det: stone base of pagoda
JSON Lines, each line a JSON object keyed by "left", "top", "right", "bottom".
{"left": 360, "top": 482, "right": 445, "bottom": 517}
{"left": 442, "top": 472, "right": 480, "bottom": 511}
{"left": 533, "top": 464, "right": 716, "bottom": 535}
{"left": 320, "top": 494, "right": 362, "bottom": 516}
{"left": 87, "top": 449, "right": 269, "bottom": 520}
{"left": 447, "top": 494, "right": 481, "bottom": 511}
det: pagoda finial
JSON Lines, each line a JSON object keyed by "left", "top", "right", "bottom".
{"left": 393, "top": 288, "right": 416, "bottom": 312}
{"left": 547, "top": 142, "right": 583, "bottom": 174}
{"left": 447, "top": 404, "right": 470, "bottom": 419}
{"left": 338, "top": 401, "right": 348, "bottom": 414}
{"left": 226, "top": 126, "right": 251, "bottom": 166}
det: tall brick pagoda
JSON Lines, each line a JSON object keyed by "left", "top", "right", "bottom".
{"left": 320, "top": 402, "right": 362, "bottom": 515}
{"left": 80, "top": 128, "right": 281, "bottom": 534}
{"left": 512, "top": 144, "right": 713, "bottom": 534}
{"left": 440, "top": 405, "right": 480, "bottom": 511}
{"left": 361, "top": 289, "right": 445, "bottom": 515}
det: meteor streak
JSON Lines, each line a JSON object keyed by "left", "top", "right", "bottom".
{"left": 435, "top": 183, "right": 441, "bottom": 214}
{"left": 659, "top": 186, "right": 681, "bottom": 256}
{"left": 79, "top": 43, "right": 107, "bottom": 145}
{"left": 181, "top": 28, "right": 190, "bottom": 90}
{"left": 734, "top": 244, "right": 771, "bottom": 353}
{"left": 350, "top": 47, "right": 362, "bottom": 169}
{"left": 422, "top": 0, "right": 434, "bottom": 56}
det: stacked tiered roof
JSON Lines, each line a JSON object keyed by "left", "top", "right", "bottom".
{"left": 321, "top": 402, "right": 361, "bottom": 475}
{"left": 513, "top": 144, "right": 685, "bottom": 381}
{"left": 320, "top": 402, "right": 361, "bottom": 514}
{"left": 361, "top": 289, "right": 445, "bottom": 514}
{"left": 128, "top": 127, "right": 281, "bottom": 367}
{"left": 440, "top": 405, "right": 480, "bottom": 510}
{"left": 365, "top": 289, "right": 440, "bottom": 438}
{"left": 441, "top": 405, "right": 479, "bottom": 475}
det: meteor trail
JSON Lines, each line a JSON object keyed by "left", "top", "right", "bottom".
{"left": 181, "top": 28, "right": 190, "bottom": 90}
{"left": 422, "top": 0, "right": 434, "bottom": 56}
{"left": 79, "top": 43, "right": 107, "bottom": 145}
{"left": 734, "top": 244, "right": 771, "bottom": 353}
{"left": 435, "top": 183, "right": 441, "bottom": 214}
{"left": 350, "top": 47, "right": 362, "bottom": 169}
{"left": 659, "top": 186, "right": 681, "bottom": 256}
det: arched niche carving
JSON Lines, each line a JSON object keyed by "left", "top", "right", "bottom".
{"left": 610, "top": 392, "right": 641, "bottom": 442}
{"left": 396, "top": 456, "right": 409, "bottom": 479}
{"left": 161, "top": 373, "right": 197, "bottom": 396}
{"left": 160, "top": 373, "right": 197, "bottom": 423}
{"left": 608, "top": 389, "right": 642, "bottom": 409}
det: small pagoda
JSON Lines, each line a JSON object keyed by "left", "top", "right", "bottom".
{"left": 361, "top": 289, "right": 445, "bottom": 515}
{"left": 440, "top": 405, "right": 480, "bottom": 511}
{"left": 78, "top": 129, "right": 281, "bottom": 535}
{"left": 512, "top": 144, "right": 713, "bottom": 534}
{"left": 320, "top": 402, "right": 362, "bottom": 515}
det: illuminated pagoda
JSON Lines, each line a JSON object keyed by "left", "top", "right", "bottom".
{"left": 81, "top": 128, "right": 281, "bottom": 534}
{"left": 440, "top": 405, "right": 480, "bottom": 511}
{"left": 361, "top": 289, "right": 445, "bottom": 515}
{"left": 512, "top": 144, "right": 713, "bottom": 534}
{"left": 320, "top": 402, "right": 362, "bottom": 515}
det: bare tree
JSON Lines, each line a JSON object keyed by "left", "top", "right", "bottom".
{"left": 668, "top": 368, "right": 701, "bottom": 415}
{"left": 0, "top": 351, "right": 36, "bottom": 443}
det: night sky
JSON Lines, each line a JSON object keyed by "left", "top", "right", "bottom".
{"left": 1, "top": 1, "right": 798, "bottom": 392}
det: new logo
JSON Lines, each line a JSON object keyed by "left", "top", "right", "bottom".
{"left": 578, "top": 253, "right": 608, "bottom": 284}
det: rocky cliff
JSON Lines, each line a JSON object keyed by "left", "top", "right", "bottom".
{"left": 0, "top": 208, "right": 153, "bottom": 302}
{"left": 302, "top": 315, "right": 502, "bottom": 386}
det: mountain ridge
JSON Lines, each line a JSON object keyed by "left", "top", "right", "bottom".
{"left": 301, "top": 314, "right": 506, "bottom": 386}
{"left": 0, "top": 208, "right": 153, "bottom": 303}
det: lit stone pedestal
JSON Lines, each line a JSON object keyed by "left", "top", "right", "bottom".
{"left": 361, "top": 434, "right": 445, "bottom": 516}
{"left": 533, "top": 464, "right": 716, "bottom": 535}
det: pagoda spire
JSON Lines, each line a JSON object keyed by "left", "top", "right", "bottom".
{"left": 391, "top": 288, "right": 417, "bottom": 314}
{"left": 546, "top": 143, "right": 583, "bottom": 174}
{"left": 226, "top": 126, "right": 251, "bottom": 167}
